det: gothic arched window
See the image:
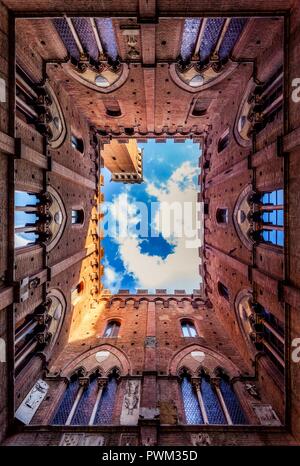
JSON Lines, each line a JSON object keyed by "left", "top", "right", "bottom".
{"left": 180, "top": 370, "right": 247, "bottom": 425}
{"left": 219, "top": 375, "right": 247, "bottom": 424}
{"left": 181, "top": 319, "right": 197, "bottom": 337}
{"left": 103, "top": 320, "right": 120, "bottom": 338}
{"left": 14, "top": 188, "right": 66, "bottom": 251}
{"left": 201, "top": 375, "right": 226, "bottom": 424}
{"left": 239, "top": 300, "right": 285, "bottom": 373}
{"left": 93, "top": 371, "right": 119, "bottom": 425}
{"left": 52, "top": 369, "right": 119, "bottom": 425}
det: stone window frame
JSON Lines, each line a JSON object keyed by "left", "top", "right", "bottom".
{"left": 179, "top": 318, "right": 199, "bottom": 338}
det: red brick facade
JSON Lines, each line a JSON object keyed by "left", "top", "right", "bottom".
{"left": 0, "top": 0, "right": 300, "bottom": 447}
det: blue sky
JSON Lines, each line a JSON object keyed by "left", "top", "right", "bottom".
{"left": 101, "top": 139, "right": 203, "bottom": 294}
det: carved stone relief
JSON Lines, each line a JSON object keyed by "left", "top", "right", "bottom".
{"left": 191, "top": 433, "right": 212, "bottom": 446}
{"left": 120, "top": 380, "right": 141, "bottom": 425}
{"left": 15, "top": 379, "right": 49, "bottom": 425}
{"left": 252, "top": 404, "right": 281, "bottom": 426}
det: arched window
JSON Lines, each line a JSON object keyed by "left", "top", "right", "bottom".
{"left": 14, "top": 191, "right": 46, "bottom": 248}
{"left": 216, "top": 208, "right": 228, "bottom": 224}
{"left": 181, "top": 320, "right": 197, "bottom": 337}
{"left": 71, "top": 134, "right": 84, "bottom": 153}
{"left": 14, "top": 188, "right": 66, "bottom": 251}
{"left": 181, "top": 373, "right": 203, "bottom": 425}
{"left": 180, "top": 370, "right": 246, "bottom": 425}
{"left": 218, "top": 128, "right": 229, "bottom": 153}
{"left": 103, "top": 320, "right": 120, "bottom": 338}
{"left": 52, "top": 369, "right": 119, "bottom": 425}
{"left": 218, "top": 282, "right": 229, "bottom": 301}
{"left": 71, "top": 373, "right": 100, "bottom": 425}
{"left": 71, "top": 209, "right": 84, "bottom": 225}
{"left": 200, "top": 375, "right": 226, "bottom": 424}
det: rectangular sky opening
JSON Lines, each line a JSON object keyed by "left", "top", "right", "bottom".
{"left": 101, "top": 139, "right": 203, "bottom": 294}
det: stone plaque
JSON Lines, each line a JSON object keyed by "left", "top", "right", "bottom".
{"left": 252, "top": 403, "right": 281, "bottom": 426}
{"left": 120, "top": 380, "right": 141, "bottom": 425}
{"left": 15, "top": 379, "right": 49, "bottom": 425}
{"left": 0, "top": 337, "right": 6, "bottom": 362}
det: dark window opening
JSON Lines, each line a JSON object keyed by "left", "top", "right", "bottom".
{"left": 71, "top": 134, "right": 84, "bottom": 153}
{"left": 218, "top": 282, "right": 229, "bottom": 301}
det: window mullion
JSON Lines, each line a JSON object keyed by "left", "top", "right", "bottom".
{"left": 192, "top": 377, "right": 209, "bottom": 424}
{"left": 211, "top": 377, "right": 233, "bottom": 425}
